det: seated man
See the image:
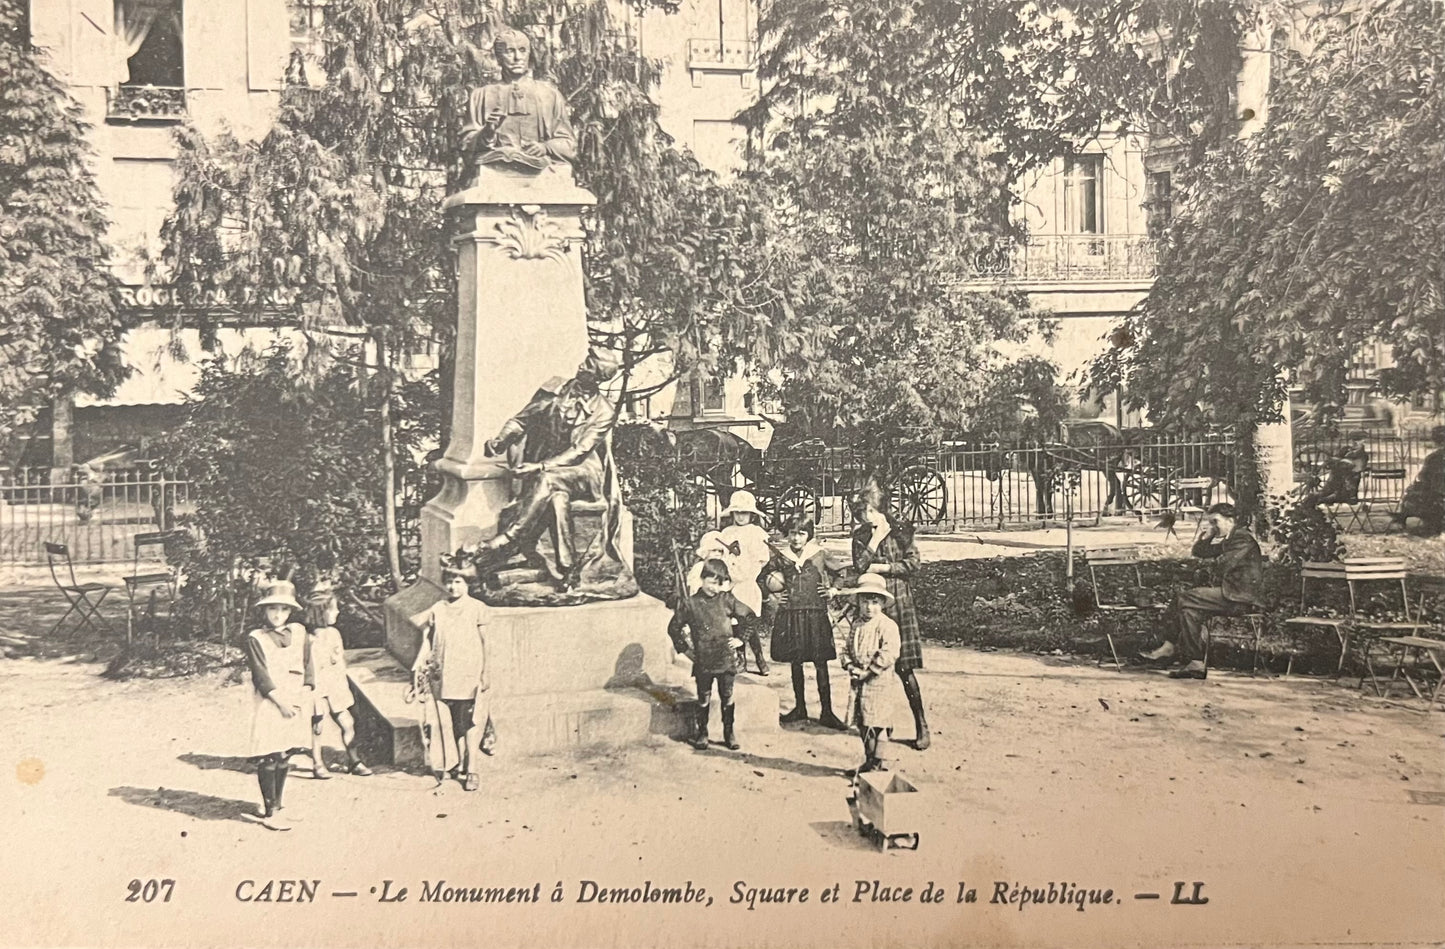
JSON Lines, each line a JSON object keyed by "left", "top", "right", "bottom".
{"left": 1302, "top": 440, "right": 1367, "bottom": 507}
{"left": 1140, "top": 503, "right": 1265, "bottom": 680}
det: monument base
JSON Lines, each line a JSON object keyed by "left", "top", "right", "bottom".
{"left": 361, "top": 587, "right": 778, "bottom": 763}
{"left": 347, "top": 647, "right": 778, "bottom": 763}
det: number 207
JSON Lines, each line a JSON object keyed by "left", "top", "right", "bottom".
{"left": 125, "top": 879, "right": 175, "bottom": 903}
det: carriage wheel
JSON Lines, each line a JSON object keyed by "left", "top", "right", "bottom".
{"left": 1124, "top": 469, "right": 1164, "bottom": 513}
{"left": 890, "top": 465, "right": 947, "bottom": 525}
{"left": 772, "top": 485, "right": 821, "bottom": 530}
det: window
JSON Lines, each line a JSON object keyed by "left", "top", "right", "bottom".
{"left": 1063, "top": 154, "right": 1104, "bottom": 235}
{"left": 107, "top": 0, "right": 185, "bottom": 121}
{"left": 1145, "top": 171, "right": 1172, "bottom": 239}
{"left": 117, "top": 0, "right": 183, "bottom": 88}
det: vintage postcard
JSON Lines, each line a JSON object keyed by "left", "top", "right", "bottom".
{"left": 2, "top": 0, "right": 1441, "bottom": 947}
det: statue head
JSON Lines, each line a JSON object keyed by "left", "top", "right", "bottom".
{"left": 493, "top": 28, "right": 533, "bottom": 81}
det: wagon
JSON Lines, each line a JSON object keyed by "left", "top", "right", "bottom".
{"left": 849, "top": 770, "right": 924, "bottom": 851}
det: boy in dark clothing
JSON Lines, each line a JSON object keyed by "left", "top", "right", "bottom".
{"left": 1140, "top": 503, "right": 1265, "bottom": 680}
{"left": 669, "top": 558, "right": 759, "bottom": 751}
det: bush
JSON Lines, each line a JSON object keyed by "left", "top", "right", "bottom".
{"left": 1266, "top": 495, "right": 1343, "bottom": 565}
{"left": 158, "top": 351, "right": 396, "bottom": 640}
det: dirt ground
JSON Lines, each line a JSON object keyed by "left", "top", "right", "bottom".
{"left": 2, "top": 638, "right": 1443, "bottom": 949}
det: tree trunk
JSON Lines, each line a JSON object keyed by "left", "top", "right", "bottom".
{"left": 376, "top": 332, "right": 405, "bottom": 592}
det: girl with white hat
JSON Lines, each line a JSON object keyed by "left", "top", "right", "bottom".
{"left": 718, "top": 489, "right": 772, "bottom": 675}
{"left": 243, "top": 580, "right": 311, "bottom": 829}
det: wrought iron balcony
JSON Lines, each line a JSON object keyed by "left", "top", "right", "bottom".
{"left": 105, "top": 84, "right": 187, "bottom": 123}
{"left": 686, "top": 38, "right": 756, "bottom": 72}
{"left": 970, "top": 234, "right": 1158, "bottom": 283}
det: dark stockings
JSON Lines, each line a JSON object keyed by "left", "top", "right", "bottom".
{"left": 255, "top": 753, "right": 289, "bottom": 815}
{"left": 898, "top": 668, "right": 930, "bottom": 751}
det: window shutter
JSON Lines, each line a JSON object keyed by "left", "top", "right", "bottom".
{"left": 70, "top": 0, "right": 117, "bottom": 88}
{"left": 246, "top": 0, "right": 289, "bottom": 91}
{"left": 184, "top": 2, "right": 230, "bottom": 89}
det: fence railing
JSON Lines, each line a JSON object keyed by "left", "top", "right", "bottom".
{"left": 0, "top": 466, "right": 190, "bottom": 564}
{"left": 675, "top": 435, "right": 1242, "bottom": 535}
{"left": 5, "top": 431, "right": 1425, "bottom": 565}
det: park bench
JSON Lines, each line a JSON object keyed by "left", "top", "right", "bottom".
{"left": 1283, "top": 558, "right": 1427, "bottom": 683}
{"left": 1083, "top": 545, "right": 1164, "bottom": 671}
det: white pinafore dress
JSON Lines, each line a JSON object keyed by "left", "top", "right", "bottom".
{"left": 247, "top": 624, "right": 311, "bottom": 757}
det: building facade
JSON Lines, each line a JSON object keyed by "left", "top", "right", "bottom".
{"left": 22, "top": 0, "right": 767, "bottom": 465}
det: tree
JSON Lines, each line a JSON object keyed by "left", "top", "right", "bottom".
{"left": 157, "top": 0, "right": 773, "bottom": 590}
{"left": 1089, "top": 0, "right": 1444, "bottom": 513}
{"left": 0, "top": 0, "right": 125, "bottom": 449}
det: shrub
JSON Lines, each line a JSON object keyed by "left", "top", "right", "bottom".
{"left": 158, "top": 350, "right": 394, "bottom": 639}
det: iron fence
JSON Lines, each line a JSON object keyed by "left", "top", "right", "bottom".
{"left": 677, "top": 435, "right": 1243, "bottom": 534}
{"left": 0, "top": 466, "right": 191, "bottom": 564}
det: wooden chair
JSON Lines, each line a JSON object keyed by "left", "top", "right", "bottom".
{"left": 1083, "top": 545, "right": 1164, "bottom": 671}
{"left": 1283, "top": 558, "right": 1426, "bottom": 684}
{"left": 123, "top": 529, "right": 185, "bottom": 647}
{"left": 44, "top": 542, "right": 114, "bottom": 638}
{"left": 1368, "top": 576, "right": 1445, "bottom": 709}
{"left": 1172, "top": 477, "right": 1217, "bottom": 524}
{"left": 1359, "top": 468, "right": 1408, "bottom": 533}
{"left": 1201, "top": 611, "right": 1271, "bottom": 677}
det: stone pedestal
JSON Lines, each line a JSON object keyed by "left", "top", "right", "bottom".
{"left": 361, "top": 167, "right": 780, "bottom": 764}
{"left": 417, "top": 166, "right": 597, "bottom": 587}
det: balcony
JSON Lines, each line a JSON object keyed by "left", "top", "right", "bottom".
{"left": 105, "top": 84, "right": 187, "bottom": 124}
{"left": 686, "top": 38, "right": 756, "bottom": 85}
{"left": 970, "top": 234, "right": 1158, "bottom": 284}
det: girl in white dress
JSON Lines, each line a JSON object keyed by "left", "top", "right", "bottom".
{"left": 718, "top": 490, "right": 773, "bottom": 675}
{"left": 303, "top": 584, "right": 371, "bottom": 778}
{"left": 243, "top": 580, "right": 311, "bottom": 829}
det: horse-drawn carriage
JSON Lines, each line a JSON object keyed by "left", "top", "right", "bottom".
{"left": 672, "top": 430, "right": 950, "bottom": 531}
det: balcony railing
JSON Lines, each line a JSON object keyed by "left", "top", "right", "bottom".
{"left": 970, "top": 234, "right": 1158, "bottom": 283}
{"left": 686, "top": 38, "right": 756, "bottom": 72}
{"left": 105, "top": 84, "right": 187, "bottom": 123}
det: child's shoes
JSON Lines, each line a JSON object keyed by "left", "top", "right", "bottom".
{"left": 463, "top": 773, "right": 480, "bottom": 792}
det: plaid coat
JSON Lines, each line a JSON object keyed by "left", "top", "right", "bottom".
{"left": 851, "top": 515, "right": 923, "bottom": 672}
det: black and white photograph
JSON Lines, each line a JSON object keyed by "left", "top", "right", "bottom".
{"left": 1, "top": 0, "right": 1441, "bottom": 946}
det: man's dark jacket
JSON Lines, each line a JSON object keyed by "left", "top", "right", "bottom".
{"left": 1192, "top": 529, "right": 1264, "bottom": 605}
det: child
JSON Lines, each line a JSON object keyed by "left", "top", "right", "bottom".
{"left": 838, "top": 574, "right": 901, "bottom": 775}
{"left": 668, "top": 558, "right": 758, "bottom": 751}
{"left": 409, "top": 558, "right": 491, "bottom": 791}
{"left": 718, "top": 490, "right": 772, "bottom": 675}
{"left": 763, "top": 516, "right": 849, "bottom": 730}
{"left": 243, "top": 580, "right": 311, "bottom": 829}
{"left": 303, "top": 583, "right": 372, "bottom": 778}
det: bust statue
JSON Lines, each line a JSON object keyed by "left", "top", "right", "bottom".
{"left": 459, "top": 29, "right": 577, "bottom": 174}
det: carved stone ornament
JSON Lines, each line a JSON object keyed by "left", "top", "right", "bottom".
{"left": 490, "top": 204, "right": 570, "bottom": 261}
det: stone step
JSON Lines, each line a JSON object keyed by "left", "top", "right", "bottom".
{"left": 345, "top": 646, "right": 779, "bottom": 765}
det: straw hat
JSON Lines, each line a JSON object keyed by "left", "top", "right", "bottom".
{"left": 722, "top": 490, "right": 762, "bottom": 518}
{"left": 837, "top": 573, "right": 894, "bottom": 603}
{"left": 255, "top": 580, "right": 302, "bottom": 611}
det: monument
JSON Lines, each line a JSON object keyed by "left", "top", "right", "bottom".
{"left": 350, "top": 28, "right": 775, "bottom": 763}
